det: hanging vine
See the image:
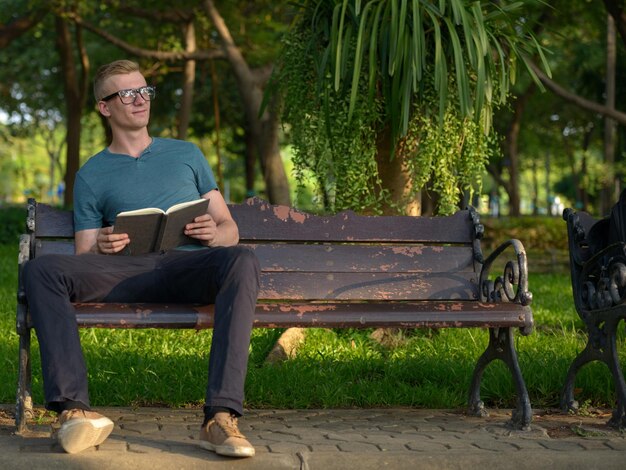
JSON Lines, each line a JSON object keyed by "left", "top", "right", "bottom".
{"left": 273, "top": 0, "right": 549, "bottom": 214}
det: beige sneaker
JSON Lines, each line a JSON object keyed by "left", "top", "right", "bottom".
{"left": 199, "top": 412, "right": 255, "bottom": 458}
{"left": 57, "top": 409, "right": 114, "bottom": 454}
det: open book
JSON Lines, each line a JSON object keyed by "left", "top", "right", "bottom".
{"left": 112, "top": 198, "right": 210, "bottom": 255}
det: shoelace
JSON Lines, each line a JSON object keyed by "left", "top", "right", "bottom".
{"left": 213, "top": 415, "right": 245, "bottom": 438}
{"left": 60, "top": 409, "right": 85, "bottom": 423}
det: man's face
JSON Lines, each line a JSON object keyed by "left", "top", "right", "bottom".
{"left": 98, "top": 71, "right": 151, "bottom": 131}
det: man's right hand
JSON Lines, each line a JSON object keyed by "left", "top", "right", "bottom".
{"left": 96, "top": 226, "right": 130, "bottom": 254}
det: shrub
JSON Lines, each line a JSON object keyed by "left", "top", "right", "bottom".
{"left": 480, "top": 216, "right": 568, "bottom": 252}
{"left": 0, "top": 204, "right": 27, "bottom": 245}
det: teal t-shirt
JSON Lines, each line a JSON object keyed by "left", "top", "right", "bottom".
{"left": 73, "top": 137, "right": 217, "bottom": 232}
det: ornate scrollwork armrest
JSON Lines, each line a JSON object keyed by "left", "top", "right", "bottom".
{"left": 479, "top": 239, "right": 532, "bottom": 306}
{"left": 578, "top": 243, "right": 626, "bottom": 311}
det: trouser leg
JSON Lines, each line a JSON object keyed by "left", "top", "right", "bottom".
{"left": 24, "top": 247, "right": 259, "bottom": 416}
{"left": 156, "top": 247, "right": 260, "bottom": 416}
{"left": 22, "top": 253, "right": 161, "bottom": 412}
{"left": 205, "top": 247, "right": 259, "bottom": 415}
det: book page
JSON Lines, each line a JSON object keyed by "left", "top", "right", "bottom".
{"left": 165, "top": 198, "right": 208, "bottom": 214}
{"left": 156, "top": 198, "right": 210, "bottom": 251}
{"left": 116, "top": 207, "right": 164, "bottom": 217}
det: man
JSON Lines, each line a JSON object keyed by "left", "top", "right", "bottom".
{"left": 23, "top": 60, "right": 260, "bottom": 458}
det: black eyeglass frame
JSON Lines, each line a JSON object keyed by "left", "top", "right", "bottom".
{"left": 101, "top": 86, "right": 156, "bottom": 104}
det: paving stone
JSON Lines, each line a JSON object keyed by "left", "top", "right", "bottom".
{"left": 376, "top": 442, "right": 410, "bottom": 452}
{"left": 537, "top": 440, "right": 585, "bottom": 451}
{"left": 435, "top": 439, "right": 478, "bottom": 451}
{"left": 267, "top": 442, "right": 311, "bottom": 453}
{"left": 505, "top": 439, "right": 553, "bottom": 451}
{"left": 308, "top": 444, "right": 340, "bottom": 452}
{"left": 404, "top": 440, "right": 449, "bottom": 452}
{"left": 119, "top": 422, "right": 161, "bottom": 435}
{"left": 323, "top": 432, "right": 367, "bottom": 442}
{"left": 127, "top": 442, "right": 166, "bottom": 454}
{"left": 604, "top": 439, "right": 626, "bottom": 451}
{"left": 97, "top": 439, "right": 128, "bottom": 452}
{"left": 576, "top": 440, "right": 612, "bottom": 450}
{"left": 335, "top": 441, "right": 381, "bottom": 452}
{"left": 256, "top": 431, "right": 304, "bottom": 443}
{"left": 4, "top": 406, "right": 626, "bottom": 469}
{"left": 414, "top": 424, "right": 445, "bottom": 432}
{"left": 469, "top": 440, "right": 521, "bottom": 451}
{"left": 378, "top": 424, "right": 420, "bottom": 433}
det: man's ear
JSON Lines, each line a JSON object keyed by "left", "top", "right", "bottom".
{"left": 97, "top": 100, "right": 112, "bottom": 117}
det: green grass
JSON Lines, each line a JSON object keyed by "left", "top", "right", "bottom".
{"left": 0, "top": 241, "right": 624, "bottom": 412}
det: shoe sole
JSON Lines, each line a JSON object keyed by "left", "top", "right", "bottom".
{"left": 57, "top": 417, "right": 114, "bottom": 454}
{"left": 199, "top": 440, "right": 255, "bottom": 458}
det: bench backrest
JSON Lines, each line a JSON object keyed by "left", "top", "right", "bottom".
{"left": 26, "top": 197, "right": 484, "bottom": 302}
{"left": 563, "top": 207, "right": 626, "bottom": 315}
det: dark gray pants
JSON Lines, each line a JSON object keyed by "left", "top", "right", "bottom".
{"left": 22, "top": 246, "right": 260, "bottom": 416}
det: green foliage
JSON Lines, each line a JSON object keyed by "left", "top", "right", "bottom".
{"left": 0, "top": 205, "right": 26, "bottom": 245}
{"left": 401, "top": 103, "right": 495, "bottom": 214}
{"left": 481, "top": 215, "right": 569, "bottom": 252}
{"left": 275, "top": 0, "right": 549, "bottom": 214}
{"left": 277, "top": 25, "right": 386, "bottom": 211}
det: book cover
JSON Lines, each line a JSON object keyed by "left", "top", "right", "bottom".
{"left": 112, "top": 198, "right": 210, "bottom": 255}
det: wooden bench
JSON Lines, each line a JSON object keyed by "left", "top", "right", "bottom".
{"left": 562, "top": 208, "right": 626, "bottom": 428}
{"left": 16, "top": 197, "right": 534, "bottom": 432}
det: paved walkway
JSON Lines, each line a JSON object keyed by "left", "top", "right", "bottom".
{"left": 1, "top": 405, "right": 625, "bottom": 469}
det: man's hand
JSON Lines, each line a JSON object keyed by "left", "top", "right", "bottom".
{"left": 184, "top": 213, "right": 218, "bottom": 246}
{"left": 96, "top": 226, "right": 130, "bottom": 254}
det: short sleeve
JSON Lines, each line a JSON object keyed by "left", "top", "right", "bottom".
{"left": 73, "top": 172, "right": 104, "bottom": 232}
{"left": 190, "top": 144, "right": 218, "bottom": 195}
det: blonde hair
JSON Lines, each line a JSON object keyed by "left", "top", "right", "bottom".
{"left": 93, "top": 60, "right": 141, "bottom": 102}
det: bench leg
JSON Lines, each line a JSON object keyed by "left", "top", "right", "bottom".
{"left": 560, "top": 337, "right": 601, "bottom": 413}
{"left": 605, "top": 322, "right": 626, "bottom": 429}
{"left": 468, "top": 327, "right": 532, "bottom": 431}
{"left": 16, "top": 327, "right": 33, "bottom": 434}
{"left": 562, "top": 319, "right": 626, "bottom": 429}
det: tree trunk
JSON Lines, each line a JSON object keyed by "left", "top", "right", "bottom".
{"left": 374, "top": 125, "right": 421, "bottom": 216}
{"left": 55, "top": 16, "right": 82, "bottom": 207}
{"left": 603, "top": 0, "right": 626, "bottom": 49}
{"left": 209, "top": 60, "right": 224, "bottom": 191}
{"left": 563, "top": 135, "right": 582, "bottom": 209}
{"left": 203, "top": 0, "right": 290, "bottom": 206}
{"left": 602, "top": 13, "right": 618, "bottom": 214}
{"left": 531, "top": 159, "right": 539, "bottom": 215}
{"left": 545, "top": 151, "right": 552, "bottom": 215}
{"left": 177, "top": 21, "right": 196, "bottom": 140}
{"left": 501, "top": 85, "right": 535, "bottom": 216}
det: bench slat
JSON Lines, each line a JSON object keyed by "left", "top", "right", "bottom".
{"left": 247, "top": 244, "right": 475, "bottom": 273}
{"left": 259, "top": 272, "right": 476, "bottom": 300}
{"left": 33, "top": 198, "right": 477, "bottom": 245}
{"left": 33, "top": 204, "right": 74, "bottom": 237}
{"left": 36, "top": 240, "right": 74, "bottom": 256}
{"left": 71, "top": 301, "right": 532, "bottom": 330}
{"left": 232, "top": 199, "right": 474, "bottom": 243}
{"left": 34, "top": 241, "right": 476, "bottom": 274}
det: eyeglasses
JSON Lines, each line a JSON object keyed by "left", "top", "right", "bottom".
{"left": 101, "top": 86, "right": 156, "bottom": 105}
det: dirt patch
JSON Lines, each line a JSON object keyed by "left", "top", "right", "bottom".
{"left": 532, "top": 408, "right": 623, "bottom": 438}
{"left": 0, "top": 405, "right": 55, "bottom": 437}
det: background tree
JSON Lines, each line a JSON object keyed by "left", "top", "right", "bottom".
{"left": 499, "top": 1, "right": 626, "bottom": 215}
{"left": 3, "top": 1, "right": 626, "bottom": 217}
{"left": 273, "top": 0, "right": 550, "bottom": 215}
{"left": 0, "top": 0, "right": 292, "bottom": 206}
